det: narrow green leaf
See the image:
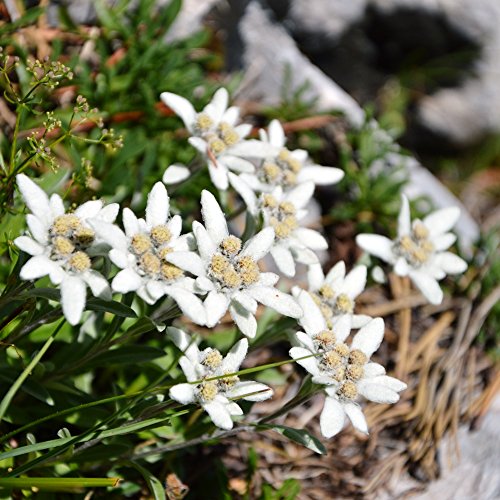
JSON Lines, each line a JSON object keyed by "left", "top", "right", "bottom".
{"left": 257, "top": 424, "right": 327, "bottom": 455}
{"left": 86, "top": 297, "right": 137, "bottom": 318}
{"left": 129, "top": 462, "right": 166, "bottom": 500}
{"left": 85, "top": 346, "right": 165, "bottom": 368}
{"left": 0, "top": 477, "right": 119, "bottom": 491}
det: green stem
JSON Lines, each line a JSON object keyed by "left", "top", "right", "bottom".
{"left": 0, "top": 477, "right": 119, "bottom": 490}
{"left": 9, "top": 105, "right": 23, "bottom": 174}
{"left": 0, "top": 320, "right": 64, "bottom": 421}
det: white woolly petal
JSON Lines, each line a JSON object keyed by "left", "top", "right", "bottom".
{"left": 169, "top": 383, "right": 196, "bottom": 404}
{"left": 222, "top": 155, "right": 255, "bottom": 173}
{"left": 363, "top": 362, "right": 386, "bottom": 378}
{"left": 166, "top": 251, "right": 206, "bottom": 277}
{"left": 397, "top": 195, "right": 411, "bottom": 238}
{"left": 74, "top": 200, "right": 103, "bottom": 220}
{"left": 423, "top": 206, "right": 460, "bottom": 237}
{"left": 222, "top": 105, "right": 239, "bottom": 126}
{"left": 334, "top": 315, "right": 353, "bottom": 343}
{"left": 293, "top": 228, "right": 328, "bottom": 250}
{"left": 228, "top": 172, "right": 258, "bottom": 214}
{"left": 351, "top": 318, "right": 384, "bottom": 358}
{"left": 14, "top": 236, "right": 43, "bottom": 256}
{"left": 26, "top": 214, "right": 48, "bottom": 245}
{"left": 325, "top": 261, "right": 346, "bottom": 284}
{"left": 207, "top": 88, "right": 229, "bottom": 122}
{"left": 223, "top": 338, "right": 248, "bottom": 373}
{"left": 201, "top": 190, "right": 228, "bottom": 244}
{"left": 339, "top": 265, "right": 367, "bottom": 299}
{"left": 162, "top": 164, "right": 191, "bottom": 184}
{"left": 292, "top": 246, "right": 320, "bottom": 266}
{"left": 232, "top": 292, "right": 258, "bottom": 313}
{"left": 204, "top": 290, "right": 230, "bottom": 327}
{"left": 356, "top": 234, "right": 395, "bottom": 263}
{"left": 188, "top": 136, "right": 207, "bottom": 154}
{"left": 61, "top": 276, "right": 86, "bottom": 325}
{"left": 394, "top": 257, "right": 410, "bottom": 276}
{"left": 296, "top": 289, "right": 326, "bottom": 335}
{"left": 298, "top": 166, "right": 344, "bottom": 185}
{"left": 270, "top": 245, "right": 296, "bottom": 277}
{"left": 166, "top": 214, "right": 182, "bottom": 240}
{"left": 226, "top": 402, "right": 244, "bottom": 416}
{"left": 207, "top": 161, "right": 229, "bottom": 190}
{"left": 195, "top": 276, "right": 215, "bottom": 292}
{"left": 228, "top": 381, "right": 273, "bottom": 402}
{"left": 122, "top": 208, "right": 140, "bottom": 237}
{"left": 258, "top": 272, "right": 279, "bottom": 286}
{"left": 19, "top": 255, "right": 54, "bottom": 280}
{"left": 289, "top": 346, "right": 320, "bottom": 375}
{"left": 226, "top": 140, "right": 278, "bottom": 158}
{"left": 369, "top": 375, "right": 407, "bottom": 393}
{"left": 433, "top": 252, "right": 467, "bottom": 275}
{"left": 108, "top": 249, "right": 129, "bottom": 269}
{"left": 97, "top": 203, "right": 119, "bottom": 223}
{"left": 84, "top": 270, "right": 111, "bottom": 300}
{"left": 167, "top": 287, "right": 207, "bottom": 325}
{"left": 295, "top": 331, "right": 316, "bottom": 351}
{"left": 357, "top": 381, "right": 400, "bottom": 404}
{"left": 146, "top": 280, "right": 165, "bottom": 302}
{"left": 89, "top": 220, "right": 127, "bottom": 251}
{"left": 229, "top": 303, "right": 257, "bottom": 338}
{"left": 49, "top": 194, "right": 65, "bottom": 217}
{"left": 192, "top": 221, "right": 216, "bottom": 261}
{"left": 307, "top": 263, "right": 325, "bottom": 291}
{"left": 241, "top": 227, "right": 274, "bottom": 261}
{"left": 433, "top": 233, "right": 456, "bottom": 251}
{"left": 167, "top": 327, "right": 199, "bottom": 360}
{"left": 344, "top": 403, "right": 368, "bottom": 434}
{"left": 249, "top": 286, "right": 302, "bottom": 318}
{"left": 203, "top": 400, "right": 233, "bottom": 430}
{"left": 409, "top": 270, "right": 443, "bottom": 305}
{"left": 146, "top": 182, "right": 169, "bottom": 227}
{"left": 320, "top": 396, "right": 345, "bottom": 438}
{"left": 268, "top": 119, "right": 286, "bottom": 147}
{"left": 351, "top": 314, "right": 373, "bottom": 329}
{"left": 284, "top": 181, "right": 314, "bottom": 209}
{"left": 160, "top": 92, "right": 196, "bottom": 132}
{"left": 16, "top": 174, "right": 51, "bottom": 224}
{"left": 112, "top": 268, "right": 143, "bottom": 293}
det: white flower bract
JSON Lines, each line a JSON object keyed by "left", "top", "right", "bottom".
{"left": 14, "top": 174, "right": 118, "bottom": 325}
{"left": 167, "top": 327, "right": 273, "bottom": 430}
{"left": 89, "top": 182, "right": 206, "bottom": 324}
{"left": 289, "top": 307, "right": 406, "bottom": 437}
{"left": 160, "top": 88, "right": 276, "bottom": 190}
{"left": 356, "top": 195, "right": 468, "bottom": 304}
{"left": 166, "top": 190, "right": 303, "bottom": 337}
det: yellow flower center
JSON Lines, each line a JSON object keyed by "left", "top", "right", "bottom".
{"left": 140, "top": 252, "right": 161, "bottom": 275}
{"left": 161, "top": 263, "right": 183, "bottom": 281}
{"left": 202, "top": 349, "right": 223, "bottom": 369}
{"left": 53, "top": 236, "right": 75, "bottom": 256}
{"left": 338, "top": 380, "right": 358, "bottom": 400}
{"left": 314, "top": 330, "right": 337, "bottom": 349}
{"left": 323, "top": 351, "right": 343, "bottom": 369}
{"left": 335, "top": 293, "right": 353, "bottom": 314}
{"left": 220, "top": 236, "right": 242, "bottom": 256}
{"left": 131, "top": 234, "right": 152, "bottom": 255}
{"left": 396, "top": 222, "right": 435, "bottom": 267}
{"left": 334, "top": 342, "right": 350, "bottom": 358}
{"left": 51, "top": 214, "right": 81, "bottom": 235}
{"left": 195, "top": 112, "right": 214, "bottom": 132}
{"left": 348, "top": 349, "right": 367, "bottom": 366}
{"left": 150, "top": 225, "right": 171, "bottom": 245}
{"left": 319, "top": 284, "right": 335, "bottom": 299}
{"left": 346, "top": 364, "right": 364, "bottom": 381}
{"left": 74, "top": 227, "right": 95, "bottom": 246}
{"left": 68, "top": 251, "right": 91, "bottom": 272}
{"left": 198, "top": 381, "right": 218, "bottom": 402}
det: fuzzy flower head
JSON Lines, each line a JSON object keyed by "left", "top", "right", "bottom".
{"left": 90, "top": 182, "right": 206, "bottom": 323}
{"left": 14, "top": 174, "right": 118, "bottom": 325}
{"left": 166, "top": 190, "right": 302, "bottom": 338}
{"left": 238, "top": 119, "right": 344, "bottom": 192}
{"left": 301, "top": 261, "right": 372, "bottom": 329}
{"left": 289, "top": 305, "right": 406, "bottom": 437}
{"left": 160, "top": 88, "right": 275, "bottom": 190}
{"left": 229, "top": 176, "right": 328, "bottom": 277}
{"left": 356, "top": 195, "right": 468, "bottom": 304}
{"left": 167, "top": 328, "right": 273, "bottom": 430}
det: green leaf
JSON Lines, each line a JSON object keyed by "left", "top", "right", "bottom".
{"left": 129, "top": 462, "right": 166, "bottom": 500}
{"left": 0, "top": 477, "right": 119, "bottom": 491}
{"left": 257, "top": 424, "right": 326, "bottom": 455}
{"left": 86, "top": 297, "right": 137, "bottom": 318}
{"left": 85, "top": 346, "right": 165, "bottom": 368}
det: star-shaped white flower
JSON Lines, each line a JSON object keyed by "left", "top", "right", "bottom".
{"left": 356, "top": 195, "right": 468, "bottom": 304}
{"left": 167, "top": 327, "right": 273, "bottom": 430}
{"left": 166, "top": 190, "right": 302, "bottom": 337}
{"left": 14, "top": 174, "right": 118, "bottom": 325}
{"left": 289, "top": 307, "right": 406, "bottom": 437}
{"left": 90, "top": 182, "right": 206, "bottom": 324}
{"left": 237, "top": 119, "right": 344, "bottom": 192}
{"left": 160, "top": 88, "right": 276, "bottom": 190}
{"left": 229, "top": 177, "right": 328, "bottom": 277}
{"left": 295, "top": 261, "right": 372, "bottom": 329}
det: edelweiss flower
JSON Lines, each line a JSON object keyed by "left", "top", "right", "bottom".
{"left": 166, "top": 190, "right": 302, "bottom": 337}
{"left": 229, "top": 176, "right": 328, "bottom": 277}
{"left": 14, "top": 174, "right": 118, "bottom": 325}
{"left": 289, "top": 305, "right": 406, "bottom": 437}
{"left": 90, "top": 182, "right": 205, "bottom": 323}
{"left": 237, "top": 119, "right": 344, "bottom": 192}
{"left": 160, "top": 88, "right": 276, "bottom": 190}
{"left": 356, "top": 195, "right": 468, "bottom": 304}
{"left": 168, "top": 327, "right": 273, "bottom": 430}
{"left": 296, "top": 261, "right": 372, "bottom": 329}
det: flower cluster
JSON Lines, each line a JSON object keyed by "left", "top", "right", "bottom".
{"left": 14, "top": 88, "right": 468, "bottom": 436}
